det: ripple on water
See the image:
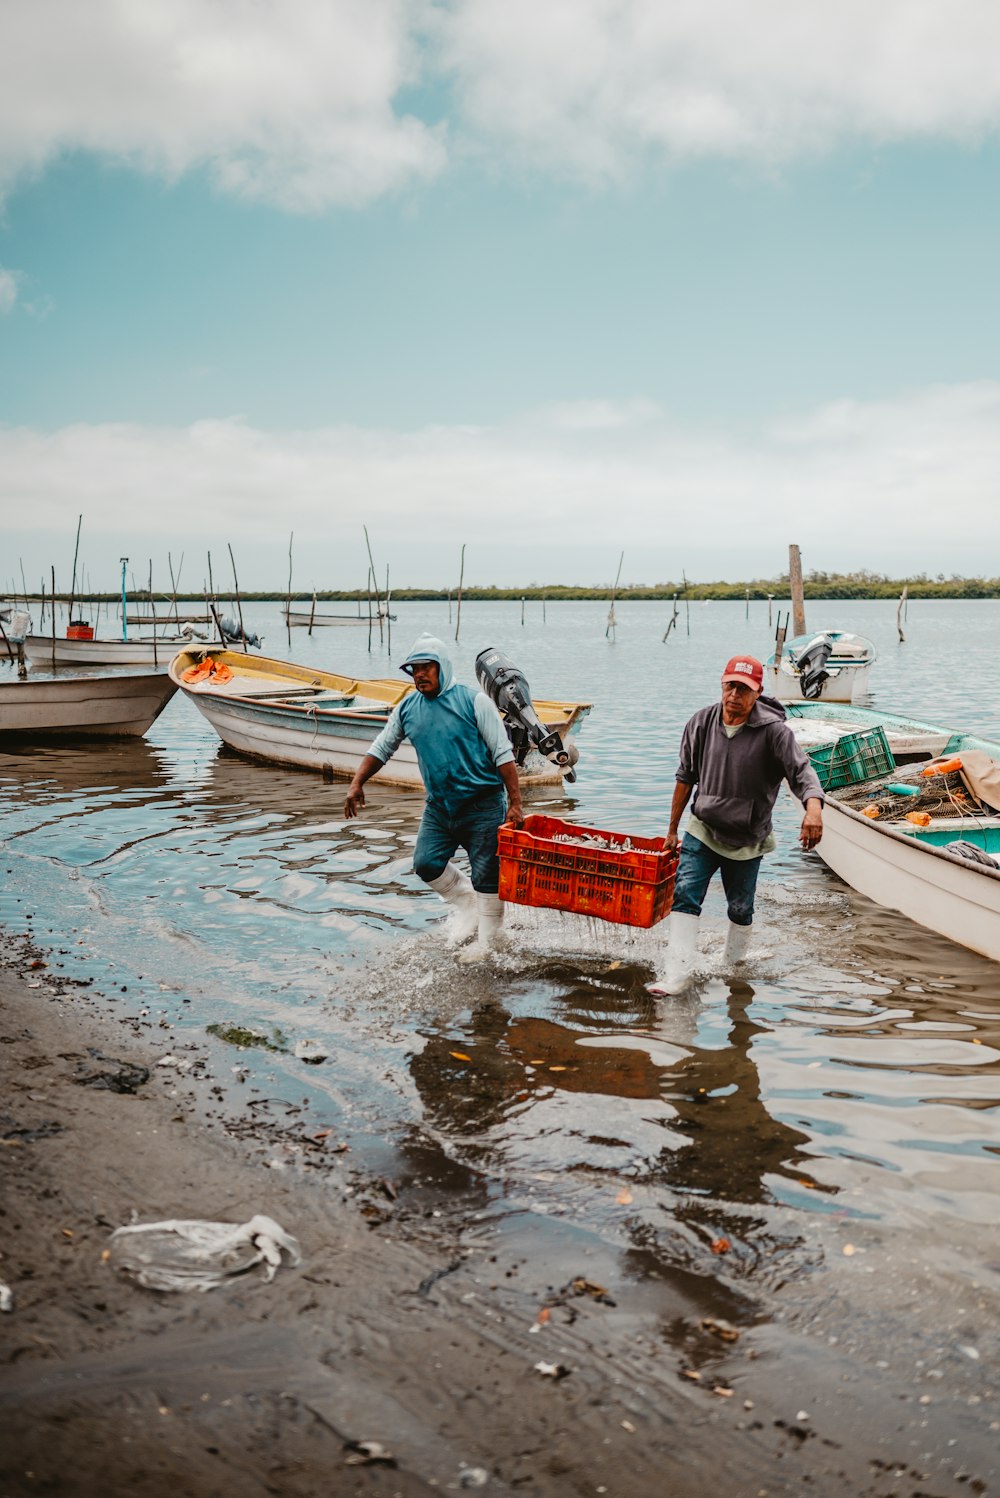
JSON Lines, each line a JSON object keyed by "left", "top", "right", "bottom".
{"left": 3, "top": 600, "right": 1000, "bottom": 1342}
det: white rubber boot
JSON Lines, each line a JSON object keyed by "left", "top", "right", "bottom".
{"left": 723, "top": 920, "right": 752, "bottom": 967}
{"left": 426, "top": 864, "right": 479, "bottom": 946}
{"left": 646, "top": 912, "right": 700, "bottom": 995}
{"left": 457, "top": 894, "right": 504, "bottom": 964}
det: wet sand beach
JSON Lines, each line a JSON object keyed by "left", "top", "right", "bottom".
{"left": 3, "top": 602, "right": 1000, "bottom": 1496}
{"left": 2, "top": 938, "right": 998, "bottom": 1498}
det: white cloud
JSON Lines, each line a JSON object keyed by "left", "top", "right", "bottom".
{"left": 438, "top": 0, "right": 1000, "bottom": 178}
{"left": 0, "top": 267, "right": 18, "bottom": 314}
{"left": 4, "top": 384, "right": 1000, "bottom": 588}
{"left": 3, "top": 1, "right": 1000, "bottom": 209}
{"left": 0, "top": 0, "right": 445, "bottom": 210}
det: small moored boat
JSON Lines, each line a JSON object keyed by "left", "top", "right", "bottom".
{"left": 787, "top": 702, "right": 1000, "bottom": 961}
{"left": 22, "top": 632, "right": 204, "bottom": 667}
{"left": 766, "top": 629, "right": 876, "bottom": 703}
{"left": 0, "top": 669, "right": 178, "bottom": 739}
{"left": 282, "top": 605, "right": 396, "bottom": 628}
{"left": 169, "top": 647, "right": 591, "bottom": 789}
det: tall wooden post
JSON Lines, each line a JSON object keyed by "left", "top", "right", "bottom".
{"left": 789, "top": 544, "right": 806, "bottom": 637}
{"left": 286, "top": 532, "right": 294, "bottom": 634}
{"left": 454, "top": 544, "right": 465, "bottom": 643}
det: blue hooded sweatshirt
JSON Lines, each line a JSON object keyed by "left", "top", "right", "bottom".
{"left": 368, "top": 633, "right": 514, "bottom": 807}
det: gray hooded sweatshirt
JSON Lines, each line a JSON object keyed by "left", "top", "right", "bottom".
{"left": 676, "top": 694, "right": 824, "bottom": 850}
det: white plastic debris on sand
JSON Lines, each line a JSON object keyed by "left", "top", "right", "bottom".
{"left": 107, "top": 1213, "right": 302, "bottom": 1293}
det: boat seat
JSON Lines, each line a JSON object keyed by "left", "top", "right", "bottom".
{"left": 185, "top": 678, "right": 328, "bottom": 699}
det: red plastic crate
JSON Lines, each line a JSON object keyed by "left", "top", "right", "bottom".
{"left": 497, "top": 814, "right": 678, "bottom": 928}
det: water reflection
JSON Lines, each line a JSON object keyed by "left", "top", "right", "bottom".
{"left": 4, "top": 599, "right": 1000, "bottom": 1332}
{"left": 408, "top": 964, "right": 821, "bottom": 1302}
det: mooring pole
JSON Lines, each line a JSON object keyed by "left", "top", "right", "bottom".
{"left": 789, "top": 544, "right": 806, "bottom": 637}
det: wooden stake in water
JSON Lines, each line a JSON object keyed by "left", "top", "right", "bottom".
{"left": 897, "top": 584, "right": 908, "bottom": 643}
{"left": 789, "top": 543, "right": 806, "bottom": 637}
{"left": 768, "top": 593, "right": 774, "bottom": 628}
{"left": 455, "top": 544, "right": 465, "bottom": 643}
{"left": 745, "top": 587, "right": 750, "bottom": 620}
{"left": 308, "top": 589, "right": 317, "bottom": 636}
{"left": 606, "top": 550, "right": 624, "bottom": 640}
{"left": 385, "top": 565, "right": 391, "bottom": 655}
{"left": 168, "top": 551, "right": 181, "bottom": 626}
{"left": 149, "top": 559, "right": 159, "bottom": 666}
{"left": 367, "top": 569, "right": 374, "bottom": 652}
{"left": 286, "top": 531, "right": 294, "bottom": 635}
{"left": 363, "top": 525, "right": 384, "bottom": 644}
{"left": 662, "top": 593, "right": 679, "bottom": 642}
{"left": 682, "top": 569, "right": 690, "bottom": 636}
{"left": 227, "top": 543, "right": 248, "bottom": 652}
{"left": 119, "top": 558, "right": 129, "bottom": 642}
{"left": 51, "top": 567, "right": 56, "bottom": 666}
{"left": 521, "top": 597, "right": 525, "bottom": 627}
{"left": 68, "top": 513, "right": 83, "bottom": 625}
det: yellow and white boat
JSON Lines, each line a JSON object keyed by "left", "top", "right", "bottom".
{"left": 169, "top": 647, "right": 590, "bottom": 789}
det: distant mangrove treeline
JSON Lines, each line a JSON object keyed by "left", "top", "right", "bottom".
{"left": 43, "top": 571, "right": 1000, "bottom": 604}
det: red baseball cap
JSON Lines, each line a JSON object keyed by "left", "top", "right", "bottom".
{"left": 721, "top": 655, "right": 764, "bottom": 690}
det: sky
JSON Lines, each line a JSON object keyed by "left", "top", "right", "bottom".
{"left": 2, "top": 0, "right": 1000, "bottom": 594}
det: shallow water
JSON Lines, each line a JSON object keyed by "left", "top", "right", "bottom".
{"left": 3, "top": 597, "right": 1000, "bottom": 1374}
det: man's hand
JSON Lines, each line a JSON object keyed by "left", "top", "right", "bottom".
{"left": 344, "top": 783, "right": 366, "bottom": 819}
{"left": 800, "top": 799, "right": 823, "bottom": 850}
{"left": 665, "top": 830, "right": 682, "bottom": 853}
{"left": 504, "top": 799, "right": 525, "bottom": 829}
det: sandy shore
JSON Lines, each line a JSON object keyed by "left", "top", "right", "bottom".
{"left": 2, "top": 933, "right": 997, "bottom": 1498}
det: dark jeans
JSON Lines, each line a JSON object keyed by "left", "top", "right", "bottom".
{"left": 412, "top": 790, "right": 506, "bottom": 894}
{"left": 672, "top": 832, "right": 762, "bottom": 927}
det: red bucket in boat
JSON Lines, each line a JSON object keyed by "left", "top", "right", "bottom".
{"left": 66, "top": 621, "right": 94, "bottom": 640}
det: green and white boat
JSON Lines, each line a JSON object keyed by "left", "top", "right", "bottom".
{"left": 787, "top": 702, "right": 1000, "bottom": 962}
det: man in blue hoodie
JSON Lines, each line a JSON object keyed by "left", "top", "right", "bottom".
{"left": 343, "top": 634, "right": 523, "bottom": 962}
{"left": 648, "top": 654, "right": 824, "bottom": 995}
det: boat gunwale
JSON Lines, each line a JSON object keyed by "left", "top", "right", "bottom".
{"left": 167, "top": 648, "right": 593, "bottom": 724}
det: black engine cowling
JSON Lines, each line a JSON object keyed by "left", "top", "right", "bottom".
{"left": 475, "top": 647, "right": 576, "bottom": 780}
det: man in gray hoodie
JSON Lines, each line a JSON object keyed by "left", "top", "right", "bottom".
{"left": 648, "top": 654, "right": 824, "bottom": 995}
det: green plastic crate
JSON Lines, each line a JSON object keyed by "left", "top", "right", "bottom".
{"left": 807, "top": 726, "right": 895, "bottom": 790}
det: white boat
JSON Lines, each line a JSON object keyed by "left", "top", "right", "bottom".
{"left": 0, "top": 669, "right": 178, "bottom": 738}
{"left": 22, "top": 632, "right": 212, "bottom": 667}
{"left": 282, "top": 605, "right": 395, "bottom": 628}
{"left": 169, "top": 647, "right": 591, "bottom": 790}
{"left": 766, "top": 630, "right": 876, "bottom": 703}
{"left": 786, "top": 702, "right": 1000, "bottom": 962}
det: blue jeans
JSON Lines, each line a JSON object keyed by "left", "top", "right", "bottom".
{"left": 672, "top": 832, "right": 762, "bottom": 927}
{"left": 413, "top": 790, "right": 506, "bottom": 894}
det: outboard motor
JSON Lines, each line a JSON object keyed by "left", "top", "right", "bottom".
{"left": 219, "top": 615, "right": 263, "bottom": 649}
{"left": 475, "top": 647, "right": 578, "bottom": 783}
{"left": 790, "top": 632, "right": 834, "bottom": 700}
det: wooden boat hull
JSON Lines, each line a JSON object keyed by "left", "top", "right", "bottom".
{"left": 788, "top": 702, "right": 1000, "bottom": 960}
{"left": 0, "top": 671, "right": 178, "bottom": 738}
{"left": 22, "top": 634, "right": 205, "bottom": 666}
{"left": 819, "top": 798, "right": 1000, "bottom": 961}
{"left": 169, "top": 648, "right": 591, "bottom": 790}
